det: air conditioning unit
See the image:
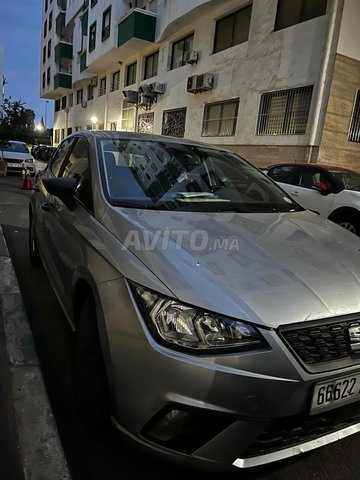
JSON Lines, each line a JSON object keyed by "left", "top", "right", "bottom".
{"left": 186, "top": 75, "right": 198, "bottom": 93}
{"left": 90, "top": 77, "right": 98, "bottom": 86}
{"left": 150, "top": 82, "right": 166, "bottom": 95}
{"left": 139, "top": 84, "right": 153, "bottom": 97}
{"left": 196, "top": 73, "right": 213, "bottom": 92}
{"left": 123, "top": 90, "right": 139, "bottom": 104}
{"left": 81, "top": 101, "right": 87, "bottom": 108}
{"left": 184, "top": 50, "right": 198, "bottom": 65}
{"left": 138, "top": 94, "right": 151, "bottom": 107}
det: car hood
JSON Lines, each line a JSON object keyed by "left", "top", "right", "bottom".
{"left": 0, "top": 151, "right": 33, "bottom": 161}
{"left": 102, "top": 208, "right": 360, "bottom": 329}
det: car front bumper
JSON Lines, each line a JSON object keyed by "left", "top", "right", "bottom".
{"left": 97, "top": 278, "right": 360, "bottom": 469}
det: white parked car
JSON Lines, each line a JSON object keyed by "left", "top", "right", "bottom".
{"left": 0, "top": 140, "right": 36, "bottom": 175}
{"left": 266, "top": 163, "right": 360, "bottom": 235}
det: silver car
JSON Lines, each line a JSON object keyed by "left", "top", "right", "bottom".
{"left": 29, "top": 131, "right": 360, "bottom": 470}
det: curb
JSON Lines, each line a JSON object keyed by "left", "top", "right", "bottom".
{"left": 0, "top": 226, "right": 71, "bottom": 480}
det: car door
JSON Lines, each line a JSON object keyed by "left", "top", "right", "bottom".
{"left": 41, "top": 136, "right": 95, "bottom": 316}
{"left": 290, "top": 167, "right": 336, "bottom": 218}
{"left": 35, "top": 137, "right": 77, "bottom": 288}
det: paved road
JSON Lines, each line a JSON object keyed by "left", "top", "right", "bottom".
{"left": 3, "top": 172, "right": 360, "bottom": 479}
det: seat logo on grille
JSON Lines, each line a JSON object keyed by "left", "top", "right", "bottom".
{"left": 349, "top": 326, "right": 360, "bottom": 352}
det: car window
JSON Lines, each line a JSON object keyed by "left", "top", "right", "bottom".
{"left": 299, "top": 168, "right": 333, "bottom": 190}
{"left": 51, "top": 138, "right": 76, "bottom": 176}
{"left": 267, "top": 166, "right": 300, "bottom": 185}
{"left": 97, "top": 139, "right": 303, "bottom": 213}
{"left": 60, "top": 137, "right": 94, "bottom": 213}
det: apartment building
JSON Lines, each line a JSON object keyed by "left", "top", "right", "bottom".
{"left": 40, "top": 0, "right": 360, "bottom": 169}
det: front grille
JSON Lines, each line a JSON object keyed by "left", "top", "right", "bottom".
{"left": 279, "top": 317, "right": 360, "bottom": 372}
{"left": 5, "top": 158, "right": 23, "bottom": 164}
{"left": 244, "top": 401, "right": 360, "bottom": 459}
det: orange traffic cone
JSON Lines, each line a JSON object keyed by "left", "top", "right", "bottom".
{"left": 22, "top": 170, "right": 33, "bottom": 190}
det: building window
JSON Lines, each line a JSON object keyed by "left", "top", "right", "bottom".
{"left": 47, "top": 39, "right": 51, "bottom": 59}
{"left": 89, "top": 22, "right": 96, "bottom": 52}
{"left": 68, "top": 93, "right": 73, "bottom": 108}
{"left": 275, "top": 0, "right": 327, "bottom": 31}
{"left": 42, "top": 46, "right": 46, "bottom": 64}
{"left": 54, "top": 129, "right": 60, "bottom": 144}
{"left": 45, "top": 0, "right": 48, "bottom": 12}
{"left": 349, "top": 90, "right": 360, "bottom": 143}
{"left": 144, "top": 51, "right": 159, "bottom": 80}
{"left": 102, "top": 6, "right": 111, "bottom": 41}
{"left": 42, "top": 72, "right": 46, "bottom": 89}
{"left": 111, "top": 71, "right": 120, "bottom": 91}
{"left": 44, "top": 20, "right": 47, "bottom": 38}
{"left": 91, "top": 0, "right": 98, "bottom": 7}
{"left": 109, "top": 121, "right": 117, "bottom": 131}
{"left": 256, "top": 85, "right": 313, "bottom": 135}
{"left": 76, "top": 89, "right": 83, "bottom": 104}
{"left": 61, "top": 96, "right": 67, "bottom": 109}
{"left": 121, "top": 101, "right": 135, "bottom": 131}
{"left": 86, "top": 124, "right": 93, "bottom": 130}
{"left": 162, "top": 108, "right": 186, "bottom": 137}
{"left": 99, "top": 77, "right": 106, "bottom": 96}
{"left": 202, "top": 99, "right": 239, "bottom": 137}
{"left": 138, "top": 113, "right": 154, "bottom": 134}
{"left": 47, "top": 67, "right": 51, "bottom": 85}
{"left": 125, "top": 62, "right": 137, "bottom": 86}
{"left": 214, "top": 5, "right": 252, "bottom": 54}
{"left": 171, "top": 34, "right": 193, "bottom": 70}
{"left": 49, "top": 11, "right": 53, "bottom": 30}
{"left": 75, "top": 126, "right": 82, "bottom": 132}
{"left": 87, "top": 84, "right": 94, "bottom": 101}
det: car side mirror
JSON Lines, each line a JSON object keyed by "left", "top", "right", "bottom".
{"left": 312, "top": 182, "right": 330, "bottom": 196}
{"left": 43, "top": 177, "right": 78, "bottom": 210}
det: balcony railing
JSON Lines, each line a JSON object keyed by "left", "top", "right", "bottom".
{"left": 54, "top": 73, "right": 72, "bottom": 89}
{"left": 55, "top": 42, "right": 73, "bottom": 63}
{"left": 118, "top": 9, "right": 156, "bottom": 48}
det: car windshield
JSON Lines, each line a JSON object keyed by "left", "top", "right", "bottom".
{"left": 328, "top": 169, "right": 360, "bottom": 192}
{"left": 98, "top": 138, "right": 303, "bottom": 213}
{"left": 0, "top": 141, "right": 29, "bottom": 153}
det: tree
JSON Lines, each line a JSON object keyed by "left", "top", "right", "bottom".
{"left": 0, "top": 97, "right": 36, "bottom": 143}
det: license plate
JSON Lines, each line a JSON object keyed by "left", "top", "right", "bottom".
{"left": 7, "top": 163, "right": 20, "bottom": 167}
{"left": 311, "top": 374, "right": 360, "bottom": 415}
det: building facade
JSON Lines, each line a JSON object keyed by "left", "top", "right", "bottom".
{"left": 0, "top": 44, "right": 4, "bottom": 118}
{"left": 40, "top": 0, "right": 360, "bottom": 169}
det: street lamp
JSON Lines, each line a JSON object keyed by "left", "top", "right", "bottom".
{"left": 91, "top": 116, "right": 97, "bottom": 130}
{"left": 35, "top": 124, "right": 44, "bottom": 132}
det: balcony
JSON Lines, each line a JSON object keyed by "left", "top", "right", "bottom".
{"left": 118, "top": 9, "right": 156, "bottom": 50}
{"left": 54, "top": 73, "right": 72, "bottom": 90}
{"left": 56, "top": 12, "right": 66, "bottom": 35}
{"left": 55, "top": 42, "right": 73, "bottom": 63}
{"left": 80, "top": 52, "right": 87, "bottom": 72}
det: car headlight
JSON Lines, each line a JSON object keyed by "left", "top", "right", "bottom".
{"left": 131, "top": 284, "right": 266, "bottom": 352}
{"left": 26, "top": 158, "right": 34, "bottom": 163}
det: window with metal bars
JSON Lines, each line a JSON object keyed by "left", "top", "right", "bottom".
{"left": 138, "top": 113, "right": 154, "bottom": 134}
{"left": 202, "top": 99, "right": 239, "bottom": 137}
{"left": 256, "top": 86, "right": 313, "bottom": 135}
{"left": 162, "top": 108, "right": 186, "bottom": 137}
{"left": 348, "top": 91, "right": 360, "bottom": 143}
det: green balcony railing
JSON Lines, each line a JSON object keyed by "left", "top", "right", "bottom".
{"left": 54, "top": 73, "right": 72, "bottom": 89}
{"left": 81, "top": 10, "right": 88, "bottom": 36}
{"left": 55, "top": 42, "right": 73, "bottom": 63}
{"left": 80, "top": 52, "right": 87, "bottom": 72}
{"left": 118, "top": 9, "right": 156, "bottom": 48}
{"left": 55, "top": 12, "right": 66, "bottom": 35}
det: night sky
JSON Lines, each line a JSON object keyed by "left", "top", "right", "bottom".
{"left": 0, "top": 0, "right": 54, "bottom": 126}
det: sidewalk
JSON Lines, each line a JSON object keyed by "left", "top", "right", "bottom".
{"left": 0, "top": 176, "right": 70, "bottom": 479}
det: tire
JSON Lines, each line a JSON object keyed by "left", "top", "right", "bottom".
{"left": 29, "top": 216, "right": 42, "bottom": 266}
{"left": 335, "top": 214, "right": 360, "bottom": 236}
{"left": 74, "top": 295, "right": 111, "bottom": 429}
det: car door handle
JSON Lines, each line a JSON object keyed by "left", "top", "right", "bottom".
{"left": 41, "top": 202, "right": 51, "bottom": 212}
{"left": 292, "top": 191, "right": 300, "bottom": 196}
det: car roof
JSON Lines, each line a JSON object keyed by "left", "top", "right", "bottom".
{"left": 267, "top": 163, "right": 355, "bottom": 173}
{"left": 67, "top": 130, "right": 233, "bottom": 152}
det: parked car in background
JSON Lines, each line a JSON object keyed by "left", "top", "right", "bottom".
{"left": 32, "top": 145, "right": 56, "bottom": 162}
{"left": 29, "top": 132, "right": 360, "bottom": 470}
{"left": 266, "top": 163, "right": 360, "bottom": 235}
{"left": 0, "top": 140, "right": 36, "bottom": 175}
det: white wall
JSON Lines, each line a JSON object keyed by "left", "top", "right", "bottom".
{"left": 337, "top": 0, "right": 360, "bottom": 61}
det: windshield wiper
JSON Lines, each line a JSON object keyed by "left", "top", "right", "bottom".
{"left": 111, "top": 200, "right": 151, "bottom": 209}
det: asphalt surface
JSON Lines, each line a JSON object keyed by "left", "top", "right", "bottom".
{"left": 3, "top": 172, "right": 360, "bottom": 479}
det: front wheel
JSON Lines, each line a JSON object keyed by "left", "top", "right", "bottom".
{"left": 29, "top": 216, "right": 41, "bottom": 266}
{"left": 335, "top": 215, "right": 360, "bottom": 236}
{"left": 74, "top": 295, "right": 111, "bottom": 428}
